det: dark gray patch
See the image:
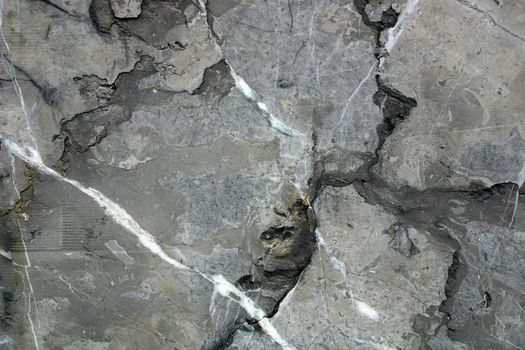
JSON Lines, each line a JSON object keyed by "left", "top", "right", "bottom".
{"left": 115, "top": 0, "right": 186, "bottom": 46}
{"left": 76, "top": 76, "right": 115, "bottom": 105}
{"left": 373, "top": 78, "right": 417, "bottom": 156}
{"left": 348, "top": 179, "right": 525, "bottom": 349}
{"left": 253, "top": 199, "right": 316, "bottom": 309}
{"left": 384, "top": 222, "right": 418, "bottom": 257}
{"left": 427, "top": 326, "right": 469, "bottom": 350}
{"left": 308, "top": 149, "right": 371, "bottom": 201}
{"left": 110, "top": 55, "right": 176, "bottom": 111}
{"left": 428, "top": 218, "right": 524, "bottom": 348}
{"left": 235, "top": 274, "right": 262, "bottom": 291}
{"left": 192, "top": 60, "right": 235, "bottom": 99}
{"left": 206, "top": 0, "right": 241, "bottom": 17}
{"left": 256, "top": 201, "right": 315, "bottom": 275}
{"left": 63, "top": 105, "right": 129, "bottom": 152}
{"left": 276, "top": 78, "right": 295, "bottom": 89}
{"left": 89, "top": 0, "right": 114, "bottom": 33}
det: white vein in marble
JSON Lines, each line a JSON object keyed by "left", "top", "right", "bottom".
{"left": 0, "top": 135, "right": 295, "bottom": 350}
{"left": 14, "top": 217, "right": 41, "bottom": 350}
{"left": 315, "top": 228, "right": 381, "bottom": 321}
{"left": 229, "top": 68, "right": 302, "bottom": 138}
{"left": 384, "top": 0, "right": 422, "bottom": 53}
{"left": 324, "top": 63, "right": 377, "bottom": 149}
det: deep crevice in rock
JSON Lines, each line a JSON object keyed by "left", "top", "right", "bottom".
{"left": 309, "top": 1, "right": 418, "bottom": 202}
{"left": 354, "top": 0, "right": 399, "bottom": 32}
{"left": 372, "top": 77, "right": 417, "bottom": 158}
{"left": 308, "top": 2, "right": 524, "bottom": 347}
{"left": 208, "top": 198, "right": 318, "bottom": 350}
{"left": 2, "top": 0, "right": 521, "bottom": 349}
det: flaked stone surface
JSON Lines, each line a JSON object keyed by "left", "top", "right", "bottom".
{"left": 0, "top": 0, "right": 524, "bottom": 349}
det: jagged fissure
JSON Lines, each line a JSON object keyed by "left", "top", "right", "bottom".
{"left": 1, "top": 3, "right": 300, "bottom": 350}
{"left": 215, "top": 1, "right": 421, "bottom": 347}
{"left": 197, "top": 2, "right": 320, "bottom": 347}
{"left": 2, "top": 0, "right": 412, "bottom": 348}
{"left": 211, "top": 198, "right": 318, "bottom": 350}
{"left": 4, "top": 2, "right": 311, "bottom": 350}
{"left": 306, "top": 0, "right": 518, "bottom": 347}
{"left": 4, "top": 0, "right": 520, "bottom": 348}
{"left": 210, "top": 2, "right": 419, "bottom": 347}
{"left": 308, "top": 1, "right": 417, "bottom": 202}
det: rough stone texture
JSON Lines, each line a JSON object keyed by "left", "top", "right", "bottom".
{"left": 375, "top": 0, "right": 525, "bottom": 190}
{"left": 229, "top": 185, "right": 454, "bottom": 349}
{"left": 209, "top": 0, "right": 383, "bottom": 174}
{"left": 0, "top": 0, "right": 524, "bottom": 349}
{"left": 0, "top": 65, "right": 63, "bottom": 213}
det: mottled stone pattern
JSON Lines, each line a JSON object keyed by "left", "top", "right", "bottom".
{"left": 0, "top": 0, "right": 523, "bottom": 350}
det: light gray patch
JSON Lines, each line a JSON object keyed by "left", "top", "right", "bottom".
{"left": 0, "top": 150, "right": 25, "bottom": 214}
{"left": 217, "top": 92, "right": 274, "bottom": 142}
{"left": 207, "top": 0, "right": 241, "bottom": 17}
{"left": 9, "top": 202, "right": 107, "bottom": 253}
{"left": 47, "top": 75, "right": 115, "bottom": 122}
{"left": 459, "top": 130, "right": 525, "bottom": 183}
{"left": 173, "top": 174, "right": 267, "bottom": 241}
{"left": 158, "top": 103, "right": 223, "bottom": 148}
{"left": 110, "top": 0, "right": 142, "bottom": 18}
{"left": 175, "top": 246, "right": 247, "bottom": 282}
{"left": 104, "top": 240, "right": 135, "bottom": 267}
{"left": 463, "top": 222, "right": 510, "bottom": 271}
{"left": 510, "top": 68, "right": 525, "bottom": 96}
{"left": 214, "top": 0, "right": 380, "bottom": 155}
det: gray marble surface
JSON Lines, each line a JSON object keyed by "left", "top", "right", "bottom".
{"left": 0, "top": 0, "right": 523, "bottom": 349}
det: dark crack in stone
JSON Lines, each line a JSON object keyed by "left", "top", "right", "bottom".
{"left": 0, "top": 0, "right": 524, "bottom": 349}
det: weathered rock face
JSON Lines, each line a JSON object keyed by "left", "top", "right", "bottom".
{"left": 0, "top": 0, "right": 523, "bottom": 350}
{"left": 375, "top": 0, "right": 525, "bottom": 190}
{"left": 229, "top": 185, "right": 454, "bottom": 349}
